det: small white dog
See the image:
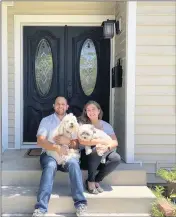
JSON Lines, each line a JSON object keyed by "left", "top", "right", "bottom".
{"left": 47, "top": 113, "right": 80, "bottom": 166}
{"left": 77, "top": 124, "right": 112, "bottom": 164}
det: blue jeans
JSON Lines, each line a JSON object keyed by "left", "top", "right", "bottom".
{"left": 35, "top": 152, "right": 87, "bottom": 213}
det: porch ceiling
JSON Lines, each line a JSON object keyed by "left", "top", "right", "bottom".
{"left": 10, "top": 1, "right": 117, "bottom": 15}
{"left": 6, "top": 0, "right": 118, "bottom": 2}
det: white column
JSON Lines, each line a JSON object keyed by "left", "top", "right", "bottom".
{"left": 1, "top": 1, "right": 14, "bottom": 152}
{"left": 125, "top": 1, "right": 137, "bottom": 163}
{"left": 0, "top": 3, "right": 4, "bottom": 215}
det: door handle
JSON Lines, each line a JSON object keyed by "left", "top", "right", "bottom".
{"left": 67, "top": 81, "right": 72, "bottom": 98}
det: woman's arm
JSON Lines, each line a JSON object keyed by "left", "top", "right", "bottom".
{"left": 107, "top": 134, "right": 118, "bottom": 150}
{"left": 78, "top": 135, "right": 118, "bottom": 148}
{"left": 78, "top": 138, "right": 109, "bottom": 146}
{"left": 95, "top": 134, "right": 118, "bottom": 154}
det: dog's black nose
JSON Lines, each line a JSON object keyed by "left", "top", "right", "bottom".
{"left": 70, "top": 123, "right": 74, "bottom": 128}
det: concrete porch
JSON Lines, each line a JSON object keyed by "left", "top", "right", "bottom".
{"left": 2, "top": 149, "right": 155, "bottom": 216}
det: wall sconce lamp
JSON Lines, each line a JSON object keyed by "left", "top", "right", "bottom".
{"left": 102, "top": 18, "right": 121, "bottom": 39}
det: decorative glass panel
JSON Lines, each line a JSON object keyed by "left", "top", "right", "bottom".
{"left": 35, "top": 39, "right": 53, "bottom": 96}
{"left": 80, "top": 39, "right": 97, "bottom": 96}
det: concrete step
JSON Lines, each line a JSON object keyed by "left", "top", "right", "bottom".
{"left": 2, "top": 170, "right": 146, "bottom": 186}
{"left": 2, "top": 213, "right": 151, "bottom": 217}
{"left": 2, "top": 185, "right": 155, "bottom": 214}
{"left": 2, "top": 150, "right": 146, "bottom": 186}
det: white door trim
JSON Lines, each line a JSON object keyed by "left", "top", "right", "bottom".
{"left": 110, "top": 35, "right": 116, "bottom": 126}
{"left": 125, "top": 2, "right": 137, "bottom": 163}
{"left": 14, "top": 15, "right": 115, "bottom": 149}
{"left": 1, "top": 1, "right": 14, "bottom": 152}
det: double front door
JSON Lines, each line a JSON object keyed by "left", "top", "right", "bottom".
{"left": 23, "top": 26, "right": 110, "bottom": 142}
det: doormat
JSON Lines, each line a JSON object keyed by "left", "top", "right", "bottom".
{"left": 26, "top": 148, "right": 42, "bottom": 157}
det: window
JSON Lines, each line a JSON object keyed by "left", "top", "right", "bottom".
{"left": 35, "top": 39, "right": 53, "bottom": 96}
{"left": 79, "top": 39, "right": 97, "bottom": 96}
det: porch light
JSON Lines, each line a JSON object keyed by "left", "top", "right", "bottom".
{"left": 102, "top": 19, "right": 120, "bottom": 39}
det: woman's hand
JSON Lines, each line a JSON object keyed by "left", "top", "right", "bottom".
{"left": 78, "top": 139, "right": 92, "bottom": 146}
{"left": 54, "top": 135, "right": 71, "bottom": 146}
{"left": 96, "top": 144, "right": 108, "bottom": 154}
{"left": 100, "top": 135, "right": 119, "bottom": 148}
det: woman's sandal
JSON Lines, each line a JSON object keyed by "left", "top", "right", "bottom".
{"left": 95, "top": 184, "right": 104, "bottom": 193}
{"left": 85, "top": 180, "right": 99, "bottom": 194}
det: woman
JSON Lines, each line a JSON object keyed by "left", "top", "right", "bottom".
{"left": 78, "top": 101, "right": 121, "bottom": 194}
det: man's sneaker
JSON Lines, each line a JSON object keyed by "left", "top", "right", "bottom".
{"left": 32, "top": 209, "right": 45, "bottom": 217}
{"left": 76, "top": 204, "right": 87, "bottom": 216}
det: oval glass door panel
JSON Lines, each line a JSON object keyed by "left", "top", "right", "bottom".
{"left": 79, "top": 39, "right": 97, "bottom": 96}
{"left": 35, "top": 39, "right": 53, "bottom": 96}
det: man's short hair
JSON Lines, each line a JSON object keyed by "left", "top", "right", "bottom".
{"left": 54, "top": 96, "right": 68, "bottom": 104}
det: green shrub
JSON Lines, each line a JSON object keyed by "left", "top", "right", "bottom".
{"left": 157, "top": 167, "right": 176, "bottom": 183}
{"left": 151, "top": 167, "right": 176, "bottom": 216}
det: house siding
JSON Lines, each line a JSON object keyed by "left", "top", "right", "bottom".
{"left": 135, "top": 1, "right": 176, "bottom": 175}
{"left": 114, "top": 1, "right": 127, "bottom": 160}
{"left": 7, "top": 1, "right": 115, "bottom": 148}
{"left": 0, "top": 2, "right": 2, "bottom": 155}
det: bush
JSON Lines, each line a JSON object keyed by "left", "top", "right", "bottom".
{"left": 157, "top": 167, "right": 176, "bottom": 183}
{"left": 151, "top": 167, "right": 176, "bottom": 216}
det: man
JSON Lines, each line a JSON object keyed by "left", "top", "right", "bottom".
{"left": 32, "top": 96, "right": 87, "bottom": 217}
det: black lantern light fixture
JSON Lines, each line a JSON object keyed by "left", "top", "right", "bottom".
{"left": 102, "top": 19, "right": 121, "bottom": 39}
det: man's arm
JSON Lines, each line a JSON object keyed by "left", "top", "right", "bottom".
{"left": 36, "top": 118, "right": 61, "bottom": 153}
{"left": 37, "top": 135, "right": 59, "bottom": 152}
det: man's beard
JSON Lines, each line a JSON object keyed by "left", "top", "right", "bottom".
{"left": 55, "top": 110, "right": 66, "bottom": 116}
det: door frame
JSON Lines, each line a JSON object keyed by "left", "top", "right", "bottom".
{"left": 14, "top": 15, "right": 115, "bottom": 149}
{"left": 7, "top": 5, "right": 137, "bottom": 163}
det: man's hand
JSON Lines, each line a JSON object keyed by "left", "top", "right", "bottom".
{"left": 55, "top": 145, "right": 69, "bottom": 155}
{"left": 54, "top": 135, "right": 71, "bottom": 146}
{"left": 70, "top": 140, "right": 78, "bottom": 149}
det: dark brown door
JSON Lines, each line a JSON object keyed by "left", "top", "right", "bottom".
{"left": 23, "top": 26, "right": 110, "bottom": 142}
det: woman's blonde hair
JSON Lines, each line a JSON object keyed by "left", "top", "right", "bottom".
{"left": 78, "top": 100, "right": 103, "bottom": 124}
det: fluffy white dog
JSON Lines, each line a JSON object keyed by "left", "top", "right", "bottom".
{"left": 77, "top": 124, "right": 112, "bottom": 164}
{"left": 47, "top": 113, "right": 80, "bottom": 166}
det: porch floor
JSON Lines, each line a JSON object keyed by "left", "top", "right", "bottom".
{"left": 2, "top": 149, "right": 142, "bottom": 171}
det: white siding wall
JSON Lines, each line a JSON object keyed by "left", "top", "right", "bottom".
{"left": 7, "top": 1, "right": 115, "bottom": 148}
{"left": 114, "top": 2, "right": 127, "bottom": 160}
{"left": 135, "top": 1, "right": 176, "bottom": 176}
